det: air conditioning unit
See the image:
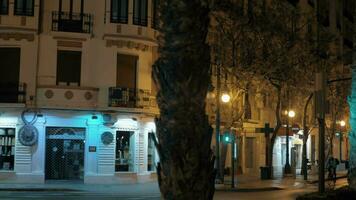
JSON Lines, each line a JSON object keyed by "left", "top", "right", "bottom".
{"left": 102, "top": 113, "right": 116, "bottom": 126}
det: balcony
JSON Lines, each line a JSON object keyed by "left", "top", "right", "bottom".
{"left": 0, "top": 82, "right": 26, "bottom": 104}
{"left": 36, "top": 85, "right": 98, "bottom": 109}
{"left": 108, "top": 87, "right": 156, "bottom": 109}
{"left": 52, "top": 11, "right": 93, "bottom": 34}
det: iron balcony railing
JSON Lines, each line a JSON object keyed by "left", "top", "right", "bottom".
{"left": 52, "top": 11, "right": 93, "bottom": 34}
{"left": 0, "top": 82, "right": 26, "bottom": 104}
{"left": 109, "top": 87, "right": 156, "bottom": 109}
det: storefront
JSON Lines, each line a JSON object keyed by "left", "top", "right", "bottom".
{"left": 0, "top": 109, "right": 158, "bottom": 184}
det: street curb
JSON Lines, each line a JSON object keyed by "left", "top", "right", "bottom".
{"left": 216, "top": 187, "right": 284, "bottom": 192}
{"left": 0, "top": 188, "right": 80, "bottom": 192}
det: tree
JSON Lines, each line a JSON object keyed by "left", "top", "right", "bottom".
{"left": 347, "top": 0, "right": 356, "bottom": 189}
{"left": 152, "top": 1, "right": 215, "bottom": 199}
{"left": 211, "top": 0, "right": 319, "bottom": 177}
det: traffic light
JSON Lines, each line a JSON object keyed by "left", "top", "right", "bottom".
{"left": 223, "top": 132, "right": 231, "bottom": 143}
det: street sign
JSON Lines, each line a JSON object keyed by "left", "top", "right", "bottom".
{"left": 256, "top": 123, "right": 274, "bottom": 168}
{"left": 255, "top": 124, "right": 274, "bottom": 136}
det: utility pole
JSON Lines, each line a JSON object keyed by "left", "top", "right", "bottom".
{"left": 215, "top": 63, "right": 222, "bottom": 182}
{"left": 284, "top": 91, "right": 291, "bottom": 175}
{"left": 231, "top": 133, "right": 235, "bottom": 188}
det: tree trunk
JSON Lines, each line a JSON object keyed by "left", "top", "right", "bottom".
{"left": 268, "top": 84, "right": 282, "bottom": 177}
{"left": 153, "top": 1, "right": 215, "bottom": 199}
{"left": 348, "top": 68, "right": 356, "bottom": 189}
{"left": 301, "top": 93, "right": 313, "bottom": 180}
{"left": 349, "top": 0, "right": 356, "bottom": 189}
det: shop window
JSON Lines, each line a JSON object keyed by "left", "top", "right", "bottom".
{"left": 147, "top": 132, "right": 156, "bottom": 171}
{"left": 0, "top": 0, "right": 8, "bottom": 15}
{"left": 0, "top": 128, "right": 15, "bottom": 171}
{"left": 56, "top": 50, "right": 81, "bottom": 86}
{"left": 133, "top": 0, "right": 147, "bottom": 26}
{"left": 14, "top": 0, "right": 34, "bottom": 16}
{"left": 115, "top": 131, "right": 135, "bottom": 172}
{"left": 111, "top": 0, "right": 128, "bottom": 24}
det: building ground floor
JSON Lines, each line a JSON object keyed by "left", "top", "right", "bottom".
{"left": 217, "top": 125, "right": 349, "bottom": 177}
{"left": 0, "top": 107, "right": 158, "bottom": 184}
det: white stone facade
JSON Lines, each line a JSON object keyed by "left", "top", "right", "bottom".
{"left": 0, "top": 0, "right": 159, "bottom": 183}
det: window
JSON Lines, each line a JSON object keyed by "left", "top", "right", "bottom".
{"left": 151, "top": 0, "right": 159, "bottom": 29}
{"left": 115, "top": 131, "right": 135, "bottom": 172}
{"left": 111, "top": 0, "right": 128, "bottom": 23}
{"left": 133, "top": 0, "right": 147, "bottom": 26}
{"left": 117, "top": 54, "right": 137, "bottom": 89}
{"left": 0, "top": 48, "right": 23, "bottom": 103}
{"left": 56, "top": 50, "right": 82, "bottom": 86}
{"left": 147, "top": 132, "right": 156, "bottom": 171}
{"left": 0, "top": 128, "right": 15, "bottom": 171}
{"left": 14, "top": 0, "right": 34, "bottom": 16}
{"left": 0, "top": 0, "right": 8, "bottom": 15}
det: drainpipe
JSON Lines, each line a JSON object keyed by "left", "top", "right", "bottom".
{"left": 34, "top": 0, "right": 44, "bottom": 109}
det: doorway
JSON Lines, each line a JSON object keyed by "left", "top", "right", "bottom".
{"left": 45, "top": 127, "right": 85, "bottom": 181}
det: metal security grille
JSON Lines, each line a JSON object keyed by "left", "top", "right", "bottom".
{"left": 45, "top": 127, "right": 85, "bottom": 181}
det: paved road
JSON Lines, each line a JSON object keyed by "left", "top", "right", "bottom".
{"left": 0, "top": 178, "right": 347, "bottom": 200}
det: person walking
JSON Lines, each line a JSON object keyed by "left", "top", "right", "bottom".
{"left": 327, "top": 157, "right": 339, "bottom": 183}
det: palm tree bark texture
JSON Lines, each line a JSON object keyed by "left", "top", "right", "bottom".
{"left": 348, "top": 67, "right": 356, "bottom": 189}
{"left": 152, "top": 1, "right": 215, "bottom": 199}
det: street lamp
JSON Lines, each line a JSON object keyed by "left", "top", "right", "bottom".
{"left": 339, "top": 120, "right": 346, "bottom": 161}
{"left": 221, "top": 93, "right": 231, "bottom": 103}
{"left": 284, "top": 110, "right": 295, "bottom": 175}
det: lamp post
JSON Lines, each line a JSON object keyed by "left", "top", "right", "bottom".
{"left": 214, "top": 64, "right": 231, "bottom": 183}
{"left": 339, "top": 120, "right": 346, "bottom": 161}
{"left": 284, "top": 110, "right": 295, "bottom": 175}
{"left": 215, "top": 64, "right": 222, "bottom": 182}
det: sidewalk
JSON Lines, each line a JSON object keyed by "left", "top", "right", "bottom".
{"left": 0, "top": 181, "right": 160, "bottom": 195}
{"left": 216, "top": 170, "right": 348, "bottom": 192}
{"left": 0, "top": 171, "right": 348, "bottom": 194}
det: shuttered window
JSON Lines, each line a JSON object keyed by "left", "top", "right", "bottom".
{"left": 133, "top": 0, "right": 147, "bottom": 26}
{"left": 111, "top": 0, "right": 128, "bottom": 23}
{"left": 56, "top": 50, "right": 81, "bottom": 86}
{"left": 0, "top": 0, "right": 8, "bottom": 15}
{"left": 14, "top": 0, "right": 34, "bottom": 16}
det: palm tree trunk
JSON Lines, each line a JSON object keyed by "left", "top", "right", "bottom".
{"left": 152, "top": 1, "right": 215, "bottom": 199}
{"left": 348, "top": 0, "right": 356, "bottom": 189}
{"left": 348, "top": 68, "right": 356, "bottom": 189}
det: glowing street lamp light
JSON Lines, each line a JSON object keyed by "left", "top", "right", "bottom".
{"left": 340, "top": 120, "right": 346, "bottom": 127}
{"left": 221, "top": 93, "right": 231, "bottom": 103}
{"left": 288, "top": 110, "right": 295, "bottom": 118}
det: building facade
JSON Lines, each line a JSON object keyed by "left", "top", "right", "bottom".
{"left": 0, "top": 0, "right": 159, "bottom": 184}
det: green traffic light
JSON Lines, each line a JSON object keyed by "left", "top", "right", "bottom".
{"left": 225, "top": 136, "right": 230, "bottom": 142}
